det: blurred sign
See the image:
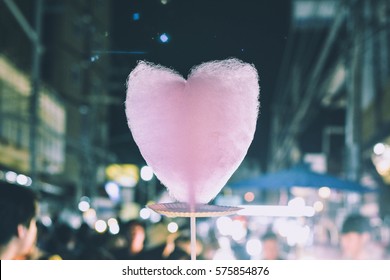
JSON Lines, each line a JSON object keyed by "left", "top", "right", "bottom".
{"left": 119, "top": 202, "right": 141, "bottom": 222}
{"left": 105, "top": 164, "right": 139, "bottom": 187}
{"left": 293, "top": 0, "right": 337, "bottom": 29}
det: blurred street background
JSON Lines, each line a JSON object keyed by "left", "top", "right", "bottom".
{"left": 1, "top": 0, "right": 390, "bottom": 260}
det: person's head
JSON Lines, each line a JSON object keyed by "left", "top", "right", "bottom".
{"left": 261, "top": 232, "right": 280, "bottom": 260}
{"left": 124, "top": 220, "right": 145, "bottom": 254}
{"left": 0, "top": 183, "right": 38, "bottom": 259}
{"left": 340, "top": 214, "right": 370, "bottom": 259}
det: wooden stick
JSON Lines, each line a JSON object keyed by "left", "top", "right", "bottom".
{"left": 190, "top": 216, "right": 196, "bottom": 260}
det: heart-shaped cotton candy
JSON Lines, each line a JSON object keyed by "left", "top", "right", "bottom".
{"left": 126, "top": 58, "right": 259, "bottom": 204}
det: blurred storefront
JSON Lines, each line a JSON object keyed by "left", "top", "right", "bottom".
{"left": 0, "top": 54, "right": 65, "bottom": 183}
{"left": 0, "top": 0, "right": 113, "bottom": 215}
{"left": 267, "top": 0, "right": 390, "bottom": 258}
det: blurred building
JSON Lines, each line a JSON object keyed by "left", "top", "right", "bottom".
{"left": 0, "top": 54, "right": 65, "bottom": 177}
{"left": 0, "top": 0, "right": 113, "bottom": 210}
{"left": 43, "top": 0, "right": 113, "bottom": 202}
{"left": 269, "top": 0, "right": 390, "bottom": 219}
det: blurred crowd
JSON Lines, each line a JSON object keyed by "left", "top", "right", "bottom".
{"left": 1, "top": 183, "right": 389, "bottom": 260}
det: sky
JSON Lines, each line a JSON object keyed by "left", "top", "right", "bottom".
{"left": 109, "top": 0, "right": 291, "bottom": 170}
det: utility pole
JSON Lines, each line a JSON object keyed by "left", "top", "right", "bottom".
{"left": 4, "top": 0, "right": 44, "bottom": 190}
{"left": 345, "top": 0, "right": 363, "bottom": 182}
{"left": 80, "top": 8, "right": 98, "bottom": 200}
{"left": 29, "top": 0, "right": 44, "bottom": 190}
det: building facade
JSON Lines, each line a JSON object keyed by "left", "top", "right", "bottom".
{"left": 0, "top": 0, "right": 112, "bottom": 209}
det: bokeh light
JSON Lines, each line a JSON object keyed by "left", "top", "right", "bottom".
{"left": 108, "top": 221, "right": 120, "bottom": 235}
{"left": 41, "top": 216, "right": 52, "bottom": 227}
{"left": 139, "top": 207, "right": 151, "bottom": 219}
{"left": 288, "top": 197, "right": 305, "bottom": 208}
{"left": 5, "top": 171, "right": 17, "bottom": 183}
{"left": 95, "top": 220, "right": 107, "bottom": 233}
{"left": 150, "top": 211, "right": 162, "bottom": 223}
{"left": 373, "top": 143, "right": 385, "bottom": 155}
{"left": 78, "top": 201, "right": 90, "bottom": 212}
{"left": 107, "top": 218, "right": 118, "bottom": 227}
{"left": 244, "top": 191, "right": 255, "bottom": 202}
{"left": 216, "top": 216, "right": 233, "bottom": 236}
{"left": 159, "top": 33, "right": 170, "bottom": 43}
{"left": 167, "top": 222, "right": 178, "bottom": 233}
{"left": 313, "top": 201, "right": 324, "bottom": 212}
{"left": 83, "top": 208, "right": 97, "bottom": 227}
{"left": 105, "top": 181, "right": 120, "bottom": 202}
{"left": 318, "top": 187, "right": 331, "bottom": 199}
{"left": 140, "top": 166, "right": 154, "bottom": 181}
{"left": 133, "top": 13, "right": 140, "bottom": 21}
{"left": 231, "top": 220, "right": 247, "bottom": 241}
{"left": 16, "top": 174, "right": 28, "bottom": 185}
{"left": 246, "top": 238, "right": 262, "bottom": 257}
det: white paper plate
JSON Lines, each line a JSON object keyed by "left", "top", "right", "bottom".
{"left": 148, "top": 202, "right": 242, "bottom": 217}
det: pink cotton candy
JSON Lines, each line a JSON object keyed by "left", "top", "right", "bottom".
{"left": 126, "top": 58, "right": 259, "bottom": 204}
